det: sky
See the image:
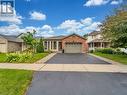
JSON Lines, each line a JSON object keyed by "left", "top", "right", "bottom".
{"left": 0, "top": 0, "right": 124, "bottom": 37}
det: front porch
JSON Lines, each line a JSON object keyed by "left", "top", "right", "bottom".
{"left": 89, "top": 41, "right": 110, "bottom": 50}
{"left": 44, "top": 40, "right": 62, "bottom": 52}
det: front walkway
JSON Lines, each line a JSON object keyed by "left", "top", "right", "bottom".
{"left": 0, "top": 53, "right": 127, "bottom": 73}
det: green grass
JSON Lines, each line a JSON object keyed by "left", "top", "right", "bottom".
{"left": 26, "top": 53, "right": 49, "bottom": 63}
{"left": 93, "top": 52, "right": 127, "bottom": 65}
{"left": 0, "top": 69, "right": 33, "bottom": 95}
{"left": 0, "top": 53, "right": 49, "bottom": 63}
{"left": 0, "top": 53, "right": 7, "bottom": 63}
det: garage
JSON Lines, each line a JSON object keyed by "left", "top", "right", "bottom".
{"left": 64, "top": 42, "right": 82, "bottom": 53}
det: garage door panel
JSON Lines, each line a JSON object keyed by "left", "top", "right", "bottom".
{"left": 65, "top": 43, "right": 82, "bottom": 53}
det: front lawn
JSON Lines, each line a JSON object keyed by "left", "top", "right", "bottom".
{"left": 93, "top": 52, "right": 127, "bottom": 65}
{"left": 26, "top": 53, "right": 49, "bottom": 63}
{"left": 0, "top": 53, "right": 6, "bottom": 63}
{"left": 0, "top": 69, "right": 33, "bottom": 95}
{"left": 0, "top": 53, "right": 49, "bottom": 63}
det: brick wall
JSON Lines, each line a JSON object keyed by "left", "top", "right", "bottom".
{"left": 62, "top": 35, "right": 88, "bottom": 53}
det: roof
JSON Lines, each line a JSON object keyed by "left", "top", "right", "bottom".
{"left": 88, "top": 31, "right": 101, "bottom": 36}
{"left": 44, "top": 35, "right": 66, "bottom": 40}
{"left": 62, "top": 33, "right": 86, "bottom": 40}
{"left": 44, "top": 33, "right": 86, "bottom": 40}
{"left": 0, "top": 34, "right": 23, "bottom": 43}
{"left": 88, "top": 38, "right": 110, "bottom": 43}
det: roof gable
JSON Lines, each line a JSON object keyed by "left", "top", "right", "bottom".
{"left": 62, "top": 33, "right": 86, "bottom": 40}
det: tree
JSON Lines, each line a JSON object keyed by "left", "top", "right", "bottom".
{"left": 36, "top": 38, "right": 44, "bottom": 53}
{"left": 21, "top": 30, "right": 38, "bottom": 53}
{"left": 101, "top": 5, "right": 127, "bottom": 48}
{"left": 83, "top": 34, "right": 88, "bottom": 39}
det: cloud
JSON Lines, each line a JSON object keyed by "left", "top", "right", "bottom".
{"left": 0, "top": 24, "right": 25, "bottom": 35}
{"left": 0, "top": 24, "right": 54, "bottom": 37}
{"left": 0, "top": 5, "right": 23, "bottom": 24}
{"left": 81, "top": 17, "right": 93, "bottom": 26}
{"left": 36, "top": 25, "right": 54, "bottom": 37}
{"left": 84, "top": 0, "right": 109, "bottom": 6}
{"left": 84, "top": 0, "right": 123, "bottom": 6}
{"left": 57, "top": 20, "right": 83, "bottom": 33}
{"left": 30, "top": 11, "right": 46, "bottom": 20}
{"left": 0, "top": 15, "right": 23, "bottom": 24}
{"left": 110, "top": 0, "right": 123, "bottom": 5}
{"left": 57, "top": 17, "right": 101, "bottom": 35}
{"left": 0, "top": 17, "right": 101, "bottom": 37}
{"left": 25, "top": 0, "right": 31, "bottom": 2}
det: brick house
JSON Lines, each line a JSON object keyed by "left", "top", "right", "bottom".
{"left": 44, "top": 34, "right": 88, "bottom": 53}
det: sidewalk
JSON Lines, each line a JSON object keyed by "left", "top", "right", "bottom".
{"left": 0, "top": 53, "right": 127, "bottom": 73}
{"left": 0, "top": 63, "right": 127, "bottom": 73}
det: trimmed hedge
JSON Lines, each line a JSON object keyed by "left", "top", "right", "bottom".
{"left": 95, "top": 48, "right": 127, "bottom": 55}
{"left": 95, "top": 48, "right": 114, "bottom": 54}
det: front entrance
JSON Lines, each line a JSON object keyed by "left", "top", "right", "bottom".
{"left": 64, "top": 43, "right": 82, "bottom": 53}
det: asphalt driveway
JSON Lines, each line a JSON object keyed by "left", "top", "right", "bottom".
{"left": 27, "top": 72, "right": 127, "bottom": 95}
{"left": 45, "top": 53, "right": 110, "bottom": 64}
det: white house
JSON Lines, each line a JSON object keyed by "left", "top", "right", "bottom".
{"left": 87, "top": 31, "right": 110, "bottom": 50}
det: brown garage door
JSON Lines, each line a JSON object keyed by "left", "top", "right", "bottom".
{"left": 64, "top": 43, "right": 82, "bottom": 53}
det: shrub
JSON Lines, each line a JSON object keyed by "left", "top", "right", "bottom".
{"left": 36, "top": 44, "right": 44, "bottom": 53}
{"left": 95, "top": 48, "right": 127, "bottom": 55}
{"left": 89, "top": 50, "right": 94, "bottom": 53}
{"left": 36, "top": 38, "right": 44, "bottom": 53}
{"left": 95, "top": 48, "right": 115, "bottom": 54}
{"left": 6, "top": 53, "right": 32, "bottom": 63}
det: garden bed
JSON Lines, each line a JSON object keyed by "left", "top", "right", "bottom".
{"left": 0, "top": 53, "right": 49, "bottom": 63}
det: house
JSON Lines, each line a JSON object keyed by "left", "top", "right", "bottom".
{"left": 0, "top": 35, "right": 27, "bottom": 53}
{"left": 87, "top": 31, "right": 110, "bottom": 50}
{"left": 44, "top": 33, "right": 88, "bottom": 53}
{"left": 0, "top": 31, "right": 110, "bottom": 53}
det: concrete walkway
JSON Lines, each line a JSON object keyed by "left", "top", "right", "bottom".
{"left": 0, "top": 63, "right": 127, "bottom": 73}
{"left": 0, "top": 53, "right": 127, "bottom": 73}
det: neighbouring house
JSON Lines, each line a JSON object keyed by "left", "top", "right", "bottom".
{"left": 87, "top": 31, "right": 110, "bottom": 50}
{"left": 44, "top": 33, "right": 88, "bottom": 53}
{"left": 0, "top": 35, "right": 27, "bottom": 53}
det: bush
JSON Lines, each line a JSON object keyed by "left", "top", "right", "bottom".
{"left": 95, "top": 48, "right": 115, "bottom": 54}
{"left": 6, "top": 53, "right": 32, "bottom": 63}
{"left": 36, "top": 38, "right": 44, "bottom": 53}
{"left": 95, "top": 48, "right": 127, "bottom": 55}
{"left": 36, "top": 44, "right": 44, "bottom": 53}
{"left": 89, "top": 50, "right": 94, "bottom": 53}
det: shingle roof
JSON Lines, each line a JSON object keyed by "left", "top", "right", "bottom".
{"left": 0, "top": 34, "right": 23, "bottom": 42}
{"left": 88, "top": 38, "right": 110, "bottom": 43}
{"left": 88, "top": 31, "right": 101, "bottom": 36}
{"left": 44, "top": 33, "right": 86, "bottom": 40}
{"left": 44, "top": 36, "right": 66, "bottom": 40}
